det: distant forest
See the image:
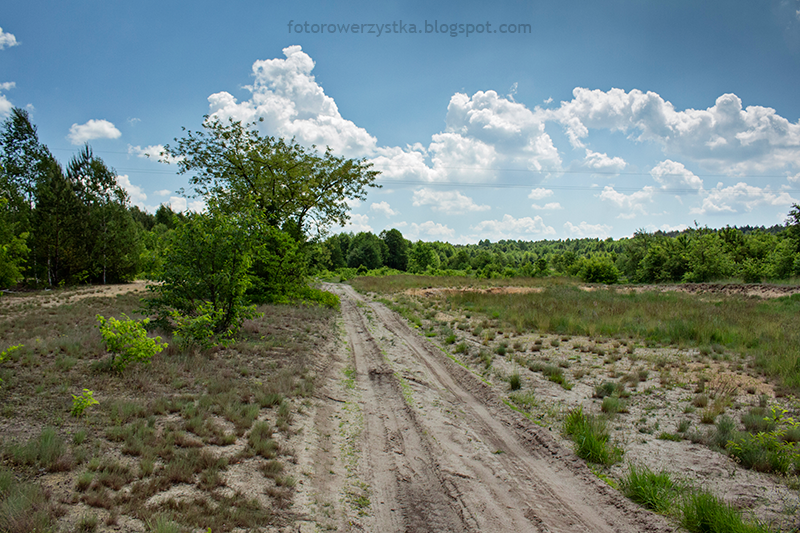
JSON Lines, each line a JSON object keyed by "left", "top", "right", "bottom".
{"left": 314, "top": 215, "right": 800, "bottom": 285}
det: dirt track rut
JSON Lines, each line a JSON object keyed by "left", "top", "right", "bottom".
{"left": 316, "top": 284, "right": 674, "bottom": 533}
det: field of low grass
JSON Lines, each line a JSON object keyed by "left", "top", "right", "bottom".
{"left": 352, "top": 275, "right": 800, "bottom": 392}
{"left": 0, "top": 287, "right": 335, "bottom": 532}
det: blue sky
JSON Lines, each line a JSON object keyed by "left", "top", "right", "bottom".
{"left": 3, "top": 0, "right": 800, "bottom": 243}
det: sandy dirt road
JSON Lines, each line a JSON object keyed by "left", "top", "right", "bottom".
{"left": 303, "top": 284, "right": 675, "bottom": 533}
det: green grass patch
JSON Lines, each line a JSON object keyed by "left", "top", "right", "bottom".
{"left": 621, "top": 463, "right": 680, "bottom": 514}
{"left": 563, "top": 407, "right": 622, "bottom": 465}
{"left": 680, "top": 491, "right": 773, "bottom": 533}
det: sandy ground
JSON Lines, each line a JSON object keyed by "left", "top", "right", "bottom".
{"left": 291, "top": 284, "right": 675, "bottom": 532}
{"left": 0, "top": 280, "right": 149, "bottom": 315}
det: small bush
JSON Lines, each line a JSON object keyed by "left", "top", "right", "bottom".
{"left": 508, "top": 373, "right": 521, "bottom": 391}
{"left": 71, "top": 389, "right": 99, "bottom": 418}
{"left": 97, "top": 314, "right": 166, "bottom": 372}
{"left": 692, "top": 394, "right": 709, "bottom": 408}
{"left": 602, "top": 396, "right": 624, "bottom": 415}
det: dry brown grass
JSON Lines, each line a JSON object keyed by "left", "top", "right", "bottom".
{"left": 0, "top": 285, "right": 336, "bottom": 531}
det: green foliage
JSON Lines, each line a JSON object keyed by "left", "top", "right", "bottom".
{"left": 0, "top": 344, "right": 21, "bottom": 388}
{"left": 381, "top": 228, "right": 409, "bottom": 270}
{"left": 726, "top": 407, "right": 800, "bottom": 474}
{"left": 563, "top": 407, "right": 622, "bottom": 465}
{"left": 621, "top": 464, "right": 680, "bottom": 514}
{"left": 145, "top": 209, "right": 261, "bottom": 343}
{"left": 575, "top": 254, "right": 619, "bottom": 284}
{"left": 680, "top": 491, "right": 772, "bottom": 533}
{"left": 347, "top": 231, "right": 386, "bottom": 270}
{"left": 0, "top": 199, "right": 29, "bottom": 288}
{"left": 163, "top": 116, "right": 379, "bottom": 235}
{"left": 408, "top": 241, "right": 440, "bottom": 273}
{"left": 97, "top": 314, "right": 166, "bottom": 371}
{"left": 248, "top": 225, "right": 310, "bottom": 304}
{"left": 71, "top": 389, "right": 99, "bottom": 417}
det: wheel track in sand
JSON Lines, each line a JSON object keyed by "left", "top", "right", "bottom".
{"left": 329, "top": 283, "right": 674, "bottom": 533}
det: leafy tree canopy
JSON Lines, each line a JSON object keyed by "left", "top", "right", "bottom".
{"left": 163, "top": 117, "right": 380, "bottom": 238}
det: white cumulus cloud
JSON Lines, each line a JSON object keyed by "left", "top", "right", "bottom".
{"left": 650, "top": 160, "right": 704, "bottom": 193}
{"left": 410, "top": 221, "right": 455, "bottom": 239}
{"left": 583, "top": 149, "right": 627, "bottom": 173}
{"left": 207, "top": 45, "right": 377, "bottom": 158}
{"left": 412, "top": 188, "right": 490, "bottom": 214}
{"left": 370, "top": 201, "right": 398, "bottom": 217}
{"left": 168, "top": 196, "right": 206, "bottom": 213}
{"left": 115, "top": 175, "right": 148, "bottom": 209}
{"left": 691, "top": 182, "right": 797, "bottom": 215}
{"left": 547, "top": 88, "right": 800, "bottom": 174}
{"left": 528, "top": 187, "right": 554, "bottom": 200}
{"left": 0, "top": 28, "right": 18, "bottom": 49}
{"left": 0, "top": 87, "right": 13, "bottom": 117}
{"left": 128, "top": 144, "right": 183, "bottom": 164}
{"left": 471, "top": 214, "right": 555, "bottom": 239}
{"left": 339, "top": 213, "right": 372, "bottom": 233}
{"left": 68, "top": 119, "right": 121, "bottom": 145}
{"left": 531, "top": 202, "right": 563, "bottom": 210}
{"left": 599, "top": 186, "right": 655, "bottom": 218}
{"left": 564, "top": 221, "right": 613, "bottom": 239}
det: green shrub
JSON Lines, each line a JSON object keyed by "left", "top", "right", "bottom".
{"left": 71, "top": 389, "right": 99, "bottom": 417}
{"left": 727, "top": 431, "right": 795, "bottom": 474}
{"left": 97, "top": 314, "right": 166, "bottom": 371}
{"left": 508, "top": 373, "right": 521, "bottom": 391}
{"left": 0, "top": 345, "right": 22, "bottom": 389}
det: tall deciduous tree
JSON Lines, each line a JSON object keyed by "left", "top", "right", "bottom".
{"left": 163, "top": 117, "right": 380, "bottom": 236}
{"left": 381, "top": 228, "right": 408, "bottom": 271}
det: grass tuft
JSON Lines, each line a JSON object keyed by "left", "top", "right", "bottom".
{"left": 621, "top": 464, "right": 680, "bottom": 514}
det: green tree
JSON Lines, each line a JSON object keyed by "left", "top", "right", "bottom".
{"left": 786, "top": 203, "right": 800, "bottom": 253}
{"left": 683, "top": 233, "right": 735, "bottom": 282}
{"left": 347, "top": 232, "right": 385, "bottom": 270}
{"left": 163, "top": 117, "right": 379, "bottom": 236}
{"left": 408, "top": 241, "right": 440, "bottom": 273}
{"left": 381, "top": 228, "right": 408, "bottom": 271}
{"left": 0, "top": 197, "right": 29, "bottom": 288}
{"left": 64, "top": 145, "right": 141, "bottom": 284}
{"left": 145, "top": 208, "right": 258, "bottom": 340}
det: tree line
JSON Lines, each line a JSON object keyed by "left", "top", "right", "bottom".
{"left": 315, "top": 216, "right": 800, "bottom": 285}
